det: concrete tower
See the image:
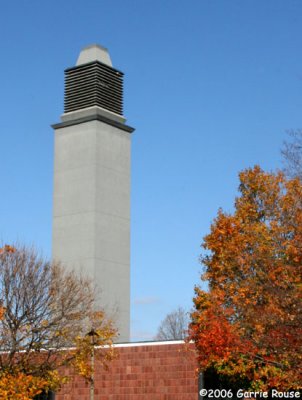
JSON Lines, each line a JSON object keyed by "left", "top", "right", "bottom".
{"left": 52, "top": 45, "right": 134, "bottom": 342}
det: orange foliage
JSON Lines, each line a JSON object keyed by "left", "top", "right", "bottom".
{"left": 0, "top": 371, "right": 48, "bottom": 400}
{"left": 190, "top": 166, "right": 302, "bottom": 390}
{"left": 0, "top": 305, "right": 5, "bottom": 320}
{"left": 0, "top": 245, "right": 16, "bottom": 254}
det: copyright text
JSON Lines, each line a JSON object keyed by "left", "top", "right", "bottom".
{"left": 199, "top": 389, "right": 301, "bottom": 399}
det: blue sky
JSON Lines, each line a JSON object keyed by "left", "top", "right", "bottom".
{"left": 0, "top": 1, "right": 301, "bottom": 341}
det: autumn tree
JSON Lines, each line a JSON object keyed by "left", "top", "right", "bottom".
{"left": 0, "top": 244, "right": 117, "bottom": 399}
{"left": 155, "top": 307, "right": 189, "bottom": 340}
{"left": 189, "top": 166, "right": 302, "bottom": 390}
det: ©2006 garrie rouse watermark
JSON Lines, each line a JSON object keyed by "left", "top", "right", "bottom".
{"left": 199, "top": 389, "right": 301, "bottom": 399}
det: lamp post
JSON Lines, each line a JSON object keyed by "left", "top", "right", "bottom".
{"left": 87, "top": 328, "right": 99, "bottom": 400}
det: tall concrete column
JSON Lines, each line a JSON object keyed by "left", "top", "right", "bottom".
{"left": 52, "top": 45, "right": 134, "bottom": 342}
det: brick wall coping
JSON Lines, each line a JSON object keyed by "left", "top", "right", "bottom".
{"left": 0, "top": 340, "right": 189, "bottom": 355}
{"left": 113, "top": 339, "right": 185, "bottom": 348}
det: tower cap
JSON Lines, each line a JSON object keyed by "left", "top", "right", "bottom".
{"left": 76, "top": 44, "right": 112, "bottom": 67}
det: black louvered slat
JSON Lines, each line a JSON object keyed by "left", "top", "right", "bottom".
{"left": 64, "top": 61, "right": 124, "bottom": 115}
{"left": 65, "top": 92, "right": 123, "bottom": 107}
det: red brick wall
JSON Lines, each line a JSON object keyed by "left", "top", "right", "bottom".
{"left": 56, "top": 341, "right": 198, "bottom": 400}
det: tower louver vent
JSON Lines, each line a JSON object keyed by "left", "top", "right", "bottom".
{"left": 64, "top": 61, "right": 123, "bottom": 115}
